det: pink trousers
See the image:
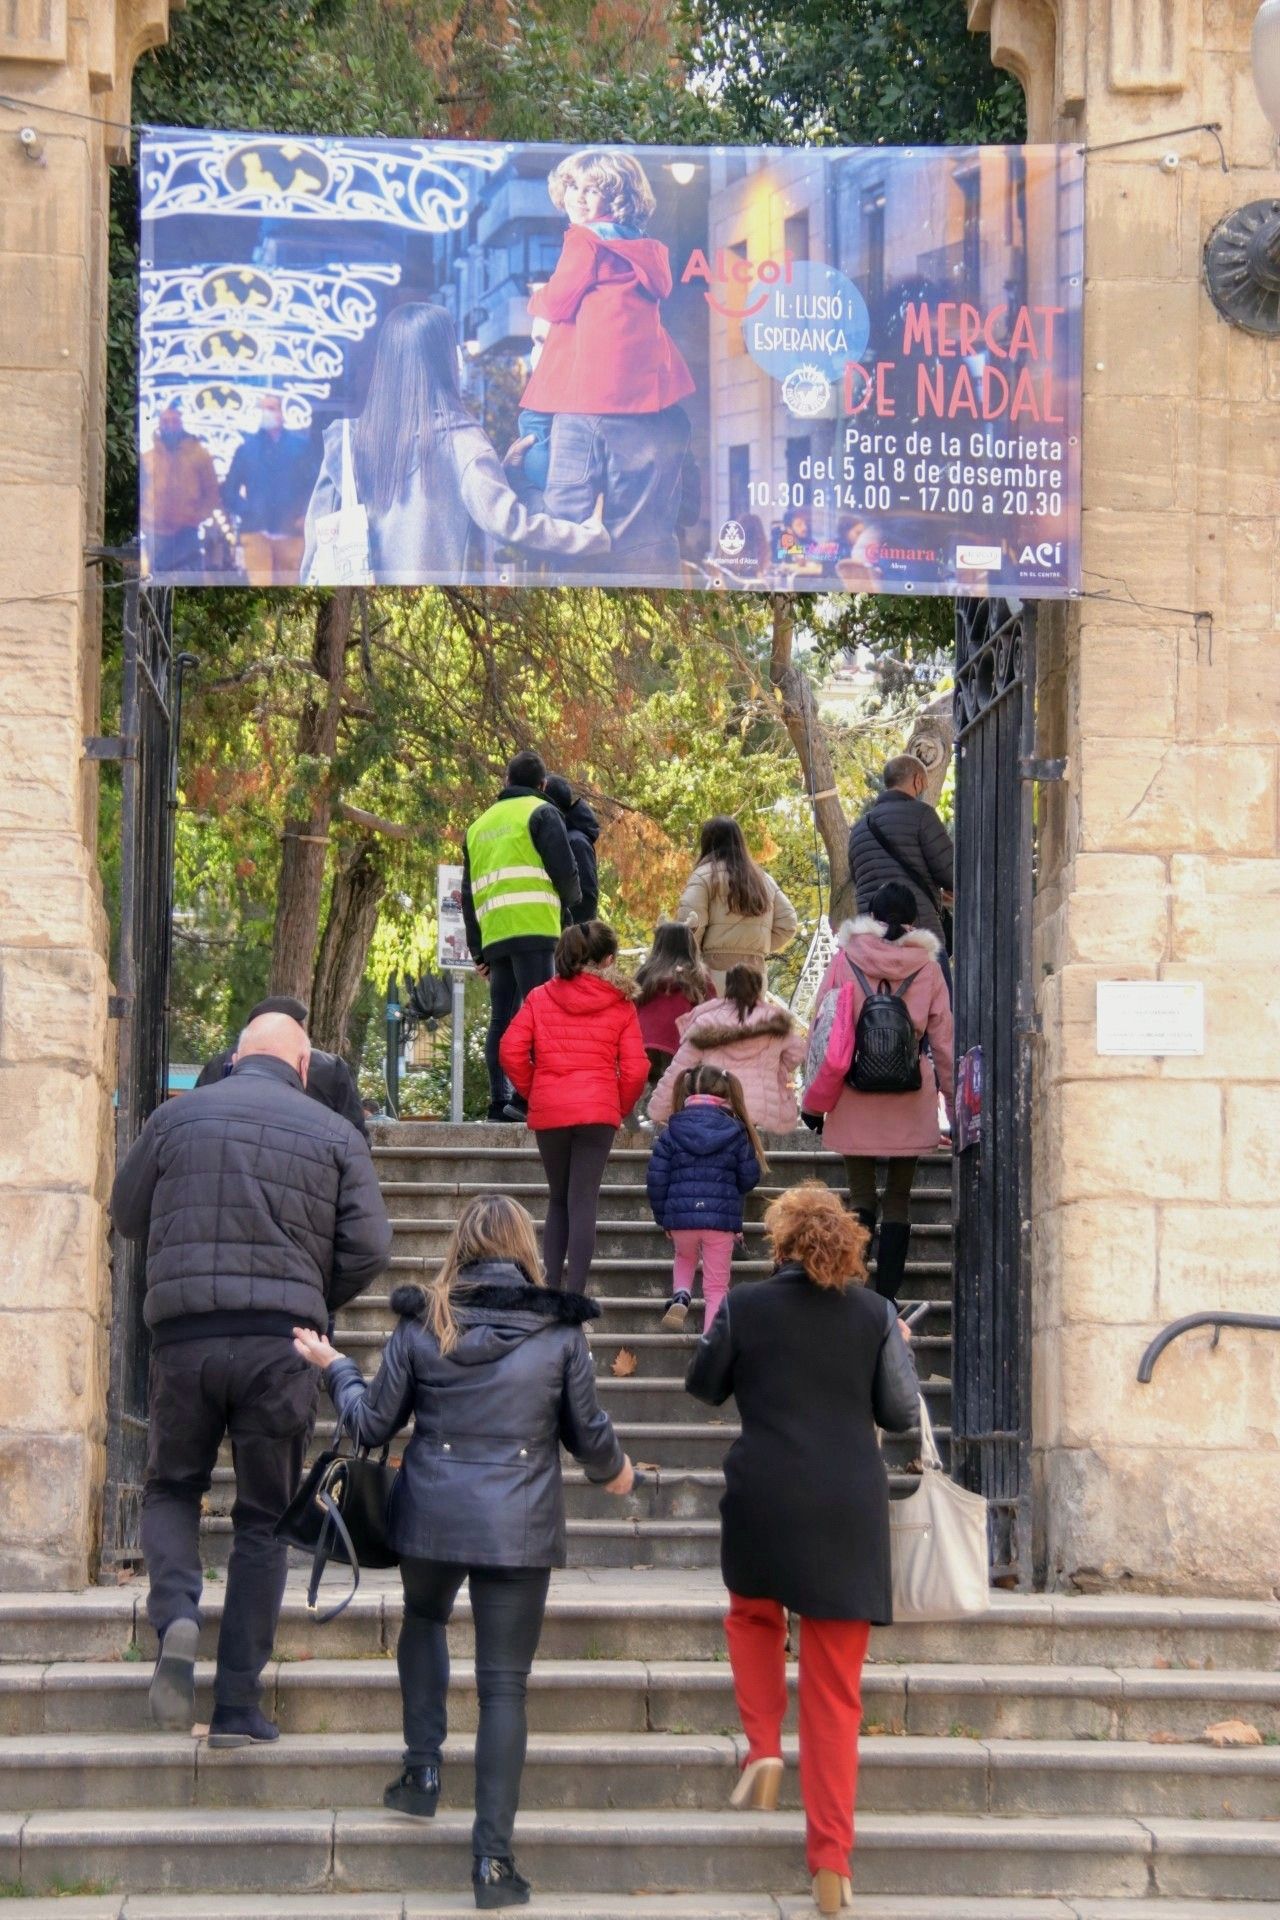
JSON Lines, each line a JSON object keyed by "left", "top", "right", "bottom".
{"left": 670, "top": 1227, "right": 735, "bottom": 1324}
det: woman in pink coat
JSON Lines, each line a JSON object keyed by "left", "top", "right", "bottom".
{"left": 649, "top": 964, "right": 807, "bottom": 1135}
{"left": 814, "top": 883, "right": 954, "bottom": 1306}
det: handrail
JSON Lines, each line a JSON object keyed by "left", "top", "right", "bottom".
{"left": 1137, "top": 1312, "right": 1280, "bottom": 1383}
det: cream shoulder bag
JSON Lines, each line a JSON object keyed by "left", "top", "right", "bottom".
{"left": 889, "top": 1394, "right": 990, "bottom": 1620}
{"left": 307, "top": 417, "right": 373, "bottom": 586}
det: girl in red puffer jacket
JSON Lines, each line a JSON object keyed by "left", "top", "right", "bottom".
{"left": 501, "top": 921, "right": 649, "bottom": 1292}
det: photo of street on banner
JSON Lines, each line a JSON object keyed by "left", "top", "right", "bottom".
{"left": 138, "top": 132, "right": 1083, "bottom": 597}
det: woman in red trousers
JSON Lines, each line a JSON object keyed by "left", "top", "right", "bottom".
{"left": 686, "top": 1183, "right": 920, "bottom": 1913}
{"left": 500, "top": 920, "right": 649, "bottom": 1292}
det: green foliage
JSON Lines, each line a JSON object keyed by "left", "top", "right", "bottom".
{"left": 683, "top": 0, "right": 1024, "bottom": 148}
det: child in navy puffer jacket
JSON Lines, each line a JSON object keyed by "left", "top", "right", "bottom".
{"left": 646, "top": 1065, "right": 765, "bottom": 1331}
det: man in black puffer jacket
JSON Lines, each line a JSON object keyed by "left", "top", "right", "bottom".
{"left": 111, "top": 1011, "right": 392, "bottom": 1748}
{"left": 849, "top": 754, "right": 955, "bottom": 995}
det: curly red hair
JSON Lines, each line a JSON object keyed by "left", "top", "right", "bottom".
{"left": 764, "top": 1182, "right": 870, "bottom": 1291}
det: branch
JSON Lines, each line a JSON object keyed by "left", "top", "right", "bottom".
{"left": 334, "top": 800, "right": 422, "bottom": 842}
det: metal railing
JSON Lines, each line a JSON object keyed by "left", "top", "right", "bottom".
{"left": 1137, "top": 1313, "right": 1280, "bottom": 1383}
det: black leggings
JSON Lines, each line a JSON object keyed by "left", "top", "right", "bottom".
{"left": 534, "top": 1123, "right": 615, "bottom": 1291}
{"left": 844, "top": 1155, "right": 917, "bottom": 1224}
{"left": 398, "top": 1558, "right": 550, "bottom": 1859}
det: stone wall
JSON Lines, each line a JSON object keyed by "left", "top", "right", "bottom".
{"left": 0, "top": 3, "right": 177, "bottom": 1587}
{"left": 971, "top": 0, "right": 1280, "bottom": 1595}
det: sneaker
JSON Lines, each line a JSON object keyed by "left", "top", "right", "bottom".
{"left": 661, "top": 1291, "right": 691, "bottom": 1330}
{"left": 383, "top": 1763, "right": 440, "bottom": 1818}
{"left": 149, "top": 1617, "right": 199, "bottom": 1732}
{"left": 473, "top": 1855, "right": 532, "bottom": 1909}
{"left": 206, "top": 1703, "right": 280, "bottom": 1748}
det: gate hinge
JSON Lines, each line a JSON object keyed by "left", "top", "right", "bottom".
{"left": 108, "top": 994, "right": 129, "bottom": 1019}
{"left": 84, "top": 735, "right": 126, "bottom": 761}
{"left": 1019, "top": 755, "right": 1067, "bottom": 783}
{"left": 1015, "top": 1013, "right": 1044, "bottom": 1039}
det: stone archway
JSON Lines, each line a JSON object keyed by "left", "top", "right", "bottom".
{"left": 0, "top": 1, "right": 181, "bottom": 1588}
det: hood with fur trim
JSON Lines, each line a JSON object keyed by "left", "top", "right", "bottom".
{"left": 683, "top": 1000, "right": 797, "bottom": 1053}
{"left": 837, "top": 915, "right": 942, "bottom": 962}
{"left": 390, "top": 1260, "right": 599, "bottom": 1365}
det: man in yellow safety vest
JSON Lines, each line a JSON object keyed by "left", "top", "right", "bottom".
{"left": 462, "top": 749, "right": 582, "bottom": 1121}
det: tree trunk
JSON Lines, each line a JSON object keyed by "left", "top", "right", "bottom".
{"left": 907, "top": 690, "right": 956, "bottom": 809}
{"left": 269, "top": 590, "right": 353, "bottom": 1002}
{"left": 310, "top": 836, "right": 387, "bottom": 1055}
{"left": 768, "top": 596, "right": 854, "bottom": 923}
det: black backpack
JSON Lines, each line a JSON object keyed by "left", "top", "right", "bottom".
{"left": 846, "top": 962, "right": 923, "bottom": 1094}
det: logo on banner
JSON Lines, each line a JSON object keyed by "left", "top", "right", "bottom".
{"left": 717, "top": 521, "right": 747, "bottom": 556}
{"left": 782, "top": 365, "right": 831, "bottom": 417}
{"left": 956, "top": 543, "right": 1004, "bottom": 570}
{"left": 1018, "top": 541, "right": 1064, "bottom": 570}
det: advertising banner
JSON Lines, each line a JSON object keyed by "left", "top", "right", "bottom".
{"left": 436, "top": 864, "right": 471, "bottom": 971}
{"left": 138, "top": 131, "right": 1083, "bottom": 597}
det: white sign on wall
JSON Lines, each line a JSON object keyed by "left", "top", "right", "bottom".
{"left": 1096, "top": 981, "right": 1204, "bottom": 1057}
{"left": 436, "top": 864, "right": 472, "bottom": 971}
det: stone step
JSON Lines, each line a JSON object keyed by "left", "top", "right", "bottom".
{"left": 205, "top": 1465, "right": 749, "bottom": 1525}
{"left": 384, "top": 1218, "right": 955, "bottom": 1259}
{"left": 10, "top": 1659, "right": 1278, "bottom": 1743}
{"left": 5, "top": 1900, "right": 1278, "bottom": 1920}
{"left": 370, "top": 1138, "right": 954, "bottom": 1191}
{"left": 377, "top": 1182, "right": 956, "bottom": 1228}
{"left": 8, "top": 1582, "right": 1279, "bottom": 1674}
{"left": 7, "top": 1806, "right": 1279, "bottom": 1898}
{"left": 4, "top": 1729, "right": 1280, "bottom": 1821}
{"left": 334, "top": 1292, "right": 956, "bottom": 1336}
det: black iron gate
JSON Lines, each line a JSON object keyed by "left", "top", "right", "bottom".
{"left": 951, "top": 597, "right": 1036, "bottom": 1586}
{"left": 98, "top": 571, "right": 190, "bottom": 1571}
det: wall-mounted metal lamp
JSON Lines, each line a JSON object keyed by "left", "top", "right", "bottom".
{"left": 1203, "top": 1, "right": 1280, "bottom": 333}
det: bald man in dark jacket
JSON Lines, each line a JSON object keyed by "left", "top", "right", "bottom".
{"left": 112, "top": 1012, "right": 391, "bottom": 1750}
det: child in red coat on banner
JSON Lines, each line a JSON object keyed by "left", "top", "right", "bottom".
{"left": 500, "top": 920, "right": 649, "bottom": 1292}
{"left": 518, "top": 149, "right": 697, "bottom": 575}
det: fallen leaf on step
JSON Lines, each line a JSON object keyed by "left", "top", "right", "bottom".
{"left": 1152, "top": 1656, "right": 1172, "bottom": 1669}
{"left": 1202, "top": 1720, "right": 1263, "bottom": 1748}
{"left": 1148, "top": 1730, "right": 1181, "bottom": 1745}
{"left": 611, "top": 1347, "right": 638, "bottom": 1377}
{"left": 637, "top": 1462, "right": 661, "bottom": 1475}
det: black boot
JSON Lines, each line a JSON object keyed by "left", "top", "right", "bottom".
{"left": 473, "top": 1855, "right": 532, "bottom": 1909}
{"left": 384, "top": 1763, "right": 440, "bottom": 1818}
{"left": 207, "top": 1702, "right": 279, "bottom": 1748}
{"left": 874, "top": 1220, "right": 911, "bottom": 1307}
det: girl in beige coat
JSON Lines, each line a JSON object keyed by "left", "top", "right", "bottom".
{"left": 677, "top": 816, "right": 799, "bottom": 990}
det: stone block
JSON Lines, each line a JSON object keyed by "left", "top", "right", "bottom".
{"left": 1081, "top": 396, "right": 1192, "bottom": 512}
{"left": 1221, "top": 637, "right": 1280, "bottom": 744}
{"left": 1052, "top": 1320, "right": 1280, "bottom": 1454}
{"left": 0, "top": 945, "right": 108, "bottom": 1067}
{"left": 0, "top": 836, "right": 103, "bottom": 950}
{"left": 0, "top": 713, "right": 82, "bottom": 835}
{"left": 0, "top": 1431, "right": 97, "bottom": 1565}
{"left": 0, "top": 1189, "right": 104, "bottom": 1311}
{"left": 1037, "top": 1199, "right": 1159, "bottom": 1325}
{"left": 1056, "top": 1081, "right": 1222, "bottom": 1203}
{"left": 1224, "top": 1086, "right": 1280, "bottom": 1201}
{"left": 1078, "top": 740, "right": 1276, "bottom": 856}
{"left": 1042, "top": 1444, "right": 1280, "bottom": 1597}
{"left": 0, "top": 135, "right": 89, "bottom": 264}
{"left": 1157, "top": 1204, "right": 1280, "bottom": 1317}
{"left": 1080, "top": 508, "right": 1196, "bottom": 621}
{"left": 1153, "top": 962, "right": 1280, "bottom": 1080}
{"left": 1197, "top": 514, "right": 1277, "bottom": 632}
{"left": 0, "top": 483, "right": 84, "bottom": 602}
{"left": 1063, "top": 882, "right": 1169, "bottom": 966}
{"left": 0, "top": 1061, "right": 105, "bottom": 1187}
{"left": 1086, "top": 166, "right": 1196, "bottom": 283}
{"left": 0, "top": 373, "right": 86, "bottom": 491}
{"left": 1085, "top": 281, "right": 1199, "bottom": 399}
{"left": 0, "top": 1308, "right": 107, "bottom": 1434}
{"left": 1075, "top": 625, "right": 1181, "bottom": 740}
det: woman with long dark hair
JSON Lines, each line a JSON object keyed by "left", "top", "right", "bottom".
{"left": 676, "top": 816, "right": 798, "bottom": 990}
{"left": 500, "top": 920, "right": 649, "bottom": 1291}
{"left": 302, "top": 303, "right": 611, "bottom": 583}
{"left": 293, "top": 1192, "right": 634, "bottom": 1911}
{"left": 687, "top": 1182, "right": 919, "bottom": 1914}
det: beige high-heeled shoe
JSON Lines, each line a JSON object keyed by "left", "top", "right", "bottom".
{"left": 729, "top": 1754, "right": 783, "bottom": 1811}
{"left": 817, "top": 1866, "right": 855, "bottom": 1912}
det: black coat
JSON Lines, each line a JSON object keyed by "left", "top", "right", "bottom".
{"left": 848, "top": 788, "right": 954, "bottom": 942}
{"left": 111, "top": 1056, "right": 391, "bottom": 1343}
{"left": 555, "top": 795, "right": 601, "bottom": 925}
{"left": 325, "top": 1261, "right": 625, "bottom": 1569}
{"left": 196, "top": 1045, "right": 368, "bottom": 1139}
{"left": 686, "top": 1263, "right": 919, "bottom": 1622}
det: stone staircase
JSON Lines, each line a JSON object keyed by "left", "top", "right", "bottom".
{"left": 0, "top": 1123, "right": 1277, "bottom": 1913}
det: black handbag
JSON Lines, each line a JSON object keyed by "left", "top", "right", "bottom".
{"left": 274, "top": 1418, "right": 400, "bottom": 1622}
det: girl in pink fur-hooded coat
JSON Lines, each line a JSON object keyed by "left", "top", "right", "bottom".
{"left": 649, "top": 964, "right": 806, "bottom": 1135}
